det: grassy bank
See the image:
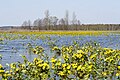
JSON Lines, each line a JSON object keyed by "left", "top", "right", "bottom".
{"left": 0, "top": 30, "right": 120, "bottom": 36}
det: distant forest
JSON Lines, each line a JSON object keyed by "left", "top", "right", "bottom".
{"left": 21, "top": 10, "right": 120, "bottom": 31}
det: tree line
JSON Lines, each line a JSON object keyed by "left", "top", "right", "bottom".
{"left": 21, "top": 10, "right": 120, "bottom": 31}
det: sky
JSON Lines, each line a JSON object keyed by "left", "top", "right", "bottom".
{"left": 0, "top": 0, "right": 120, "bottom": 26}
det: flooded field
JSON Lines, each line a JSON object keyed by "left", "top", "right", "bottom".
{"left": 0, "top": 31, "right": 120, "bottom": 79}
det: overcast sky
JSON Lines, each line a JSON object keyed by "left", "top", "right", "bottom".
{"left": 0, "top": 0, "right": 120, "bottom": 26}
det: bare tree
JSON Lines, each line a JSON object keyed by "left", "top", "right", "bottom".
{"left": 28, "top": 20, "right": 31, "bottom": 26}
{"left": 28, "top": 20, "right": 32, "bottom": 30}
{"left": 72, "top": 12, "right": 77, "bottom": 25}
{"left": 64, "top": 10, "right": 69, "bottom": 26}
{"left": 22, "top": 21, "right": 28, "bottom": 29}
{"left": 59, "top": 18, "right": 65, "bottom": 30}
{"left": 50, "top": 16, "right": 58, "bottom": 26}
{"left": 38, "top": 19, "right": 42, "bottom": 30}
{"left": 21, "top": 10, "right": 82, "bottom": 30}
{"left": 33, "top": 18, "right": 42, "bottom": 30}
{"left": 44, "top": 10, "right": 50, "bottom": 30}
{"left": 21, "top": 20, "right": 31, "bottom": 30}
{"left": 33, "top": 19, "right": 39, "bottom": 27}
{"left": 77, "top": 20, "right": 81, "bottom": 26}
{"left": 42, "top": 18, "right": 48, "bottom": 30}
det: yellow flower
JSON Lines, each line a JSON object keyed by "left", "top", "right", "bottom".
{"left": 67, "top": 70, "right": 71, "bottom": 74}
{"left": 81, "top": 66, "right": 85, "bottom": 71}
{"left": 72, "top": 63, "right": 77, "bottom": 69}
{"left": 110, "top": 58, "right": 114, "bottom": 62}
{"left": 104, "top": 57, "right": 110, "bottom": 61}
{"left": 58, "top": 71, "right": 65, "bottom": 76}
{"left": 42, "top": 63, "right": 50, "bottom": 70}
{"left": 118, "top": 66, "right": 120, "bottom": 70}
{"left": 104, "top": 49, "right": 114, "bottom": 55}
{"left": 88, "top": 65, "right": 93, "bottom": 69}
{"left": 102, "top": 72, "right": 107, "bottom": 76}
{"left": 69, "top": 49, "right": 72, "bottom": 53}
{"left": 22, "top": 64, "right": 25, "bottom": 68}
{"left": 52, "top": 46, "right": 59, "bottom": 51}
{"left": 88, "top": 69, "right": 92, "bottom": 72}
{"left": 33, "top": 58, "right": 38, "bottom": 62}
{"left": 46, "top": 65, "right": 50, "bottom": 70}
{"left": 77, "top": 50, "right": 84, "bottom": 54}
{"left": 5, "top": 71, "right": 9, "bottom": 73}
{"left": 67, "top": 65, "right": 71, "bottom": 70}
{"left": 33, "top": 49, "right": 37, "bottom": 54}
{"left": 37, "top": 63, "right": 42, "bottom": 67}
{"left": 0, "top": 70, "right": 4, "bottom": 73}
{"left": 90, "top": 54, "right": 97, "bottom": 59}
{"left": 22, "top": 70, "right": 26, "bottom": 73}
{"left": 4, "top": 73, "right": 12, "bottom": 77}
{"left": 63, "top": 54, "right": 69, "bottom": 59}
{"left": 52, "top": 64, "right": 55, "bottom": 69}
{"left": 56, "top": 61, "right": 61, "bottom": 66}
{"left": 84, "top": 74, "right": 89, "bottom": 79}
{"left": 0, "top": 64, "right": 3, "bottom": 69}
{"left": 88, "top": 62, "right": 92, "bottom": 65}
{"left": 104, "top": 48, "right": 109, "bottom": 50}
{"left": 72, "top": 54, "right": 76, "bottom": 58}
{"left": 10, "top": 70, "right": 12, "bottom": 73}
{"left": 62, "top": 63, "right": 67, "bottom": 68}
{"left": 7, "top": 74, "right": 12, "bottom": 77}
{"left": 16, "top": 68, "right": 19, "bottom": 72}
{"left": 77, "top": 65, "right": 82, "bottom": 71}
{"left": 116, "top": 73, "right": 120, "bottom": 76}
{"left": 78, "top": 53, "right": 83, "bottom": 58}
{"left": 3, "top": 73, "right": 7, "bottom": 77}
{"left": 35, "top": 51, "right": 39, "bottom": 54}
{"left": 36, "top": 60, "right": 43, "bottom": 65}
{"left": 66, "top": 48, "right": 69, "bottom": 51}
{"left": 10, "top": 63, "right": 16, "bottom": 69}
{"left": 50, "top": 58, "right": 57, "bottom": 63}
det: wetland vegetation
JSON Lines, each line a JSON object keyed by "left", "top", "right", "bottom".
{"left": 0, "top": 31, "right": 120, "bottom": 79}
